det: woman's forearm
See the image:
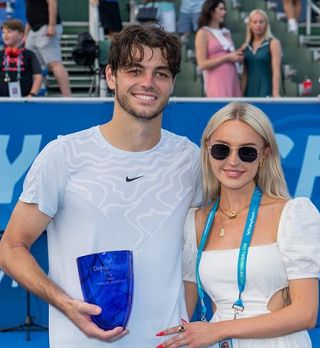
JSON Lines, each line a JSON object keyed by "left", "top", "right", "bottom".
{"left": 215, "top": 279, "right": 318, "bottom": 341}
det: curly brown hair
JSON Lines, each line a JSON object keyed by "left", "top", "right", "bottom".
{"left": 108, "top": 24, "right": 181, "bottom": 78}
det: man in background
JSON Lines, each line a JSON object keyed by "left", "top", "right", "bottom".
{"left": 24, "top": 0, "right": 71, "bottom": 96}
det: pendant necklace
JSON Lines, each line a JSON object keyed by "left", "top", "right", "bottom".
{"left": 219, "top": 220, "right": 225, "bottom": 237}
{"left": 219, "top": 204, "right": 249, "bottom": 219}
{"left": 218, "top": 204, "right": 249, "bottom": 237}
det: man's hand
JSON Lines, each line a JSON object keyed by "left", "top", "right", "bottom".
{"left": 46, "top": 25, "right": 56, "bottom": 36}
{"left": 66, "top": 298, "right": 128, "bottom": 341}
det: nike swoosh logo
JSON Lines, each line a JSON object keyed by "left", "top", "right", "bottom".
{"left": 126, "top": 175, "right": 144, "bottom": 182}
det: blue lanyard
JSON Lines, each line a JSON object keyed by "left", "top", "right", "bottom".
{"left": 196, "top": 186, "right": 262, "bottom": 321}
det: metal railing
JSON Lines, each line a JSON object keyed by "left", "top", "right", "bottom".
{"left": 306, "top": 0, "right": 320, "bottom": 35}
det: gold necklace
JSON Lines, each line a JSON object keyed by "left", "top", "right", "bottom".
{"left": 218, "top": 214, "right": 227, "bottom": 237}
{"left": 219, "top": 220, "right": 225, "bottom": 237}
{"left": 218, "top": 204, "right": 249, "bottom": 237}
{"left": 218, "top": 204, "right": 249, "bottom": 220}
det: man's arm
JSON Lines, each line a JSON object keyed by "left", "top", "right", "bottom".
{"left": 0, "top": 202, "right": 57, "bottom": 303}
{"left": 0, "top": 201, "right": 126, "bottom": 340}
{"left": 46, "top": 0, "right": 57, "bottom": 36}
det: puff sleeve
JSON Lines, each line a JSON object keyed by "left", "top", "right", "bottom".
{"left": 278, "top": 197, "right": 320, "bottom": 280}
{"left": 182, "top": 208, "right": 198, "bottom": 283}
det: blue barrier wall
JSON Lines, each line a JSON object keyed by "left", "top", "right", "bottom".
{"left": 0, "top": 98, "right": 319, "bottom": 327}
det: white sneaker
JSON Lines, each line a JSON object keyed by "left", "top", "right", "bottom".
{"left": 288, "top": 18, "right": 298, "bottom": 33}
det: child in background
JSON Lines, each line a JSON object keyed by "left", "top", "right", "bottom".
{"left": 0, "top": 19, "right": 41, "bottom": 97}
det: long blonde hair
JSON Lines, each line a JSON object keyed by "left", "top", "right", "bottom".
{"left": 201, "top": 102, "right": 290, "bottom": 205}
{"left": 242, "top": 9, "right": 274, "bottom": 49}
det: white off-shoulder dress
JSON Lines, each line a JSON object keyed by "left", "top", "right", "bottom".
{"left": 183, "top": 198, "right": 320, "bottom": 348}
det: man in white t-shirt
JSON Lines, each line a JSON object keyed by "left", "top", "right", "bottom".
{"left": 0, "top": 24, "right": 201, "bottom": 347}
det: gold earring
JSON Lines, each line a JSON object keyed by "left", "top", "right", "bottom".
{"left": 259, "top": 159, "right": 264, "bottom": 168}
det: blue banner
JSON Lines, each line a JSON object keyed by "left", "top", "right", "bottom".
{"left": 0, "top": 98, "right": 319, "bottom": 327}
{"left": 1, "top": 99, "right": 319, "bottom": 232}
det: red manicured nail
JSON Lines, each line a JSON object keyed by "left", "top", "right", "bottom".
{"left": 156, "top": 331, "right": 165, "bottom": 336}
{"left": 181, "top": 318, "right": 188, "bottom": 323}
{"left": 156, "top": 344, "right": 164, "bottom": 348}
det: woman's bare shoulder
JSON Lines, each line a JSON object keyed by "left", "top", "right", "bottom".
{"left": 194, "top": 205, "right": 210, "bottom": 222}
{"left": 261, "top": 195, "right": 289, "bottom": 214}
{"left": 270, "top": 37, "right": 282, "bottom": 50}
{"left": 196, "top": 27, "right": 209, "bottom": 40}
{"left": 194, "top": 205, "right": 214, "bottom": 242}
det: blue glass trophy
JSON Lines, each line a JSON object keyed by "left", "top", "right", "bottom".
{"left": 77, "top": 250, "right": 133, "bottom": 330}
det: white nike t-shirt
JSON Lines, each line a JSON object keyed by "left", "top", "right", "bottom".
{"left": 20, "top": 126, "right": 201, "bottom": 348}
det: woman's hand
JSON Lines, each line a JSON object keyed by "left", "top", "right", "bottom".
{"left": 235, "top": 49, "right": 244, "bottom": 63}
{"left": 227, "top": 50, "right": 243, "bottom": 63}
{"left": 156, "top": 321, "right": 219, "bottom": 348}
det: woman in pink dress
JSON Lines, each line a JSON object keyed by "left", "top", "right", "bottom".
{"left": 195, "top": 0, "right": 242, "bottom": 97}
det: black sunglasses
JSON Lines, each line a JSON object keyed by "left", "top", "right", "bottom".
{"left": 208, "top": 144, "right": 259, "bottom": 163}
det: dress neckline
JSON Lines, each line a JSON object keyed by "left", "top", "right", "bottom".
{"left": 191, "top": 199, "right": 292, "bottom": 252}
{"left": 203, "top": 242, "right": 278, "bottom": 253}
{"left": 248, "top": 39, "right": 270, "bottom": 55}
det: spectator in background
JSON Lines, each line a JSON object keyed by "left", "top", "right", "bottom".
{"left": 241, "top": 9, "right": 282, "bottom": 97}
{"left": 90, "top": 0, "right": 123, "bottom": 38}
{"left": 24, "top": 0, "right": 71, "bottom": 96}
{"left": 283, "top": 0, "right": 301, "bottom": 33}
{"left": 195, "top": 0, "right": 242, "bottom": 97}
{"left": 0, "top": 0, "right": 27, "bottom": 47}
{"left": 178, "top": 0, "right": 205, "bottom": 42}
{"left": 143, "top": 0, "right": 176, "bottom": 33}
{"left": 0, "top": 19, "right": 42, "bottom": 97}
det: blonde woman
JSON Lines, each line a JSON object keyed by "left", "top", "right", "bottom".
{"left": 241, "top": 9, "right": 282, "bottom": 97}
{"left": 156, "top": 103, "right": 320, "bottom": 348}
